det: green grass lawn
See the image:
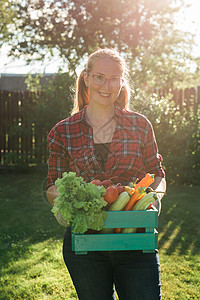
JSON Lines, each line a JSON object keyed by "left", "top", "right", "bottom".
{"left": 0, "top": 169, "right": 199, "bottom": 299}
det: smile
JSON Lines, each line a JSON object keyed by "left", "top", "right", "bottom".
{"left": 99, "top": 92, "right": 111, "bottom": 97}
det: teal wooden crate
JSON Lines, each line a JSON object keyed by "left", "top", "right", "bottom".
{"left": 72, "top": 210, "right": 158, "bottom": 255}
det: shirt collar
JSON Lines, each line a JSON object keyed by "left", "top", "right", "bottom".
{"left": 72, "top": 104, "right": 125, "bottom": 125}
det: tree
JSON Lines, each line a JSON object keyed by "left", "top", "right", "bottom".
{"left": 129, "top": 27, "right": 196, "bottom": 90}
{"left": 0, "top": 0, "right": 19, "bottom": 46}
{"left": 1, "top": 0, "right": 199, "bottom": 88}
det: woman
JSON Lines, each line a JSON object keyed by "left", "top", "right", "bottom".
{"left": 46, "top": 48, "right": 166, "bottom": 299}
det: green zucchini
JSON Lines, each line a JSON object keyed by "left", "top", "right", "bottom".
{"left": 132, "top": 192, "right": 158, "bottom": 211}
{"left": 99, "top": 191, "right": 130, "bottom": 234}
{"left": 108, "top": 191, "right": 130, "bottom": 211}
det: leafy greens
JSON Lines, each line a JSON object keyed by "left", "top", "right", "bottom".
{"left": 51, "top": 172, "right": 107, "bottom": 233}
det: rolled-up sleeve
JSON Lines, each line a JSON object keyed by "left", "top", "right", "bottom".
{"left": 46, "top": 125, "right": 69, "bottom": 190}
{"left": 142, "top": 121, "right": 165, "bottom": 178}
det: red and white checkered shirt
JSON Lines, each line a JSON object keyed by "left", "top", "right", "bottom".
{"left": 46, "top": 105, "right": 165, "bottom": 189}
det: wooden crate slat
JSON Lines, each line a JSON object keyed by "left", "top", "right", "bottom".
{"left": 103, "top": 210, "right": 158, "bottom": 228}
{"left": 73, "top": 232, "right": 158, "bottom": 253}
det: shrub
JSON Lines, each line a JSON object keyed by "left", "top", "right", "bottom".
{"left": 130, "top": 90, "right": 200, "bottom": 184}
{"left": 25, "top": 72, "right": 75, "bottom": 133}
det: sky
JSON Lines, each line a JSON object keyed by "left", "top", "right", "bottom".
{"left": 0, "top": 0, "right": 200, "bottom": 75}
{"left": 175, "top": 0, "right": 200, "bottom": 55}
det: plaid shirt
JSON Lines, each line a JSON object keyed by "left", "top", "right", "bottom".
{"left": 46, "top": 105, "right": 165, "bottom": 189}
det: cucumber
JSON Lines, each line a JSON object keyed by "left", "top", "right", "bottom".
{"left": 121, "top": 227, "right": 137, "bottom": 233}
{"left": 99, "top": 191, "right": 130, "bottom": 234}
{"left": 99, "top": 228, "right": 115, "bottom": 234}
{"left": 132, "top": 192, "right": 158, "bottom": 211}
{"left": 108, "top": 191, "right": 130, "bottom": 211}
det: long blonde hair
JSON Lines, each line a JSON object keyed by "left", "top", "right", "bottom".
{"left": 72, "top": 48, "right": 130, "bottom": 114}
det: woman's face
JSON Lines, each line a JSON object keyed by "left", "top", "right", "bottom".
{"left": 84, "top": 57, "right": 123, "bottom": 107}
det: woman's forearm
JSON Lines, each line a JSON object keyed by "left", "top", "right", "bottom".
{"left": 150, "top": 176, "right": 166, "bottom": 215}
{"left": 46, "top": 185, "right": 59, "bottom": 206}
{"left": 150, "top": 176, "right": 166, "bottom": 197}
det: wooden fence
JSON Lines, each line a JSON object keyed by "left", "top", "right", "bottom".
{"left": 157, "top": 86, "right": 200, "bottom": 109}
{"left": 0, "top": 90, "right": 49, "bottom": 166}
{"left": 0, "top": 87, "right": 200, "bottom": 166}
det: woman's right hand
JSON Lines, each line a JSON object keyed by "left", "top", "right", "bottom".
{"left": 47, "top": 185, "right": 67, "bottom": 226}
{"left": 46, "top": 185, "right": 59, "bottom": 205}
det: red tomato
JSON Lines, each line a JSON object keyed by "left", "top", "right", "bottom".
{"left": 101, "top": 179, "right": 112, "bottom": 187}
{"left": 104, "top": 185, "right": 119, "bottom": 204}
{"left": 90, "top": 179, "right": 102, "bottom": 186}
{"left": 116, "top": 185, "right": 125, "bottom": 194}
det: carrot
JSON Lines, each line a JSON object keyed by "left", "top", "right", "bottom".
{"left": 123, "top": 186, "right": 146, "bottom": 211}
{"left": 114, "top": 228, "right": 122, "bottom": 233}
{"left": 134, "top": 173, "right": 155, "bottom": 190}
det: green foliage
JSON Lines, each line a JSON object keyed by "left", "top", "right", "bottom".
{"left": 130, "top": 90, "right": 200, "bottom": 184}
{"left": 25, "top": 74, "right": 42, "bottom": 93}
{"left": 0, "top": 0, "right": 19, "bottom": 45}
{"left": 52, "top": 172, "right": 107, "bottom": 233}
{"left": 24, "top": 72, "right": 75, "bottom": 132}
{"left": 3, "top": 152, "right": 36, "bottom": 170}
{"left": 2, "top": 1, "right": 199, "bottom": 88}
{"left": 129, "top": 30, "right": 197, "bottom": 90}
{"left": 7, "top": 0, "right": 175, "bottom": 67}
{"left": 3, "top": 0, "right": 199, "bottom": 88}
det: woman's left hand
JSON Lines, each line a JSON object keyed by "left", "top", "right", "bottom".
{"left": 150, "top": 176, "right": 166, "bottom": 215}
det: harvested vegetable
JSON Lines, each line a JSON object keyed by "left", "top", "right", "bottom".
{"left": 114, "top": 187, "right": 146, "bottom": 233}
{"left": 134, "top": 173, "right": 155, "bottom": 190}
{"left": 51, "top": 172, "right": 107, "bottom": 234}
{"left": 99, "top": 191, "right": 130, "bottom": 234}
{"left": 108, "top": 191, "right": 130, "bottom": 211}
{"left": 132, "top": 192, "right": 158, "bottom": 211}
{"left": 124, "top": 186, "right": 135, "bottom": 195}
{"left": 104, "top": 185, "right": 119, "bottom": 204}
{"left": 123, "top": 186, "right": 146, "bottom": 211}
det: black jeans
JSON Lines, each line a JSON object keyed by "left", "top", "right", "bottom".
{"left": 63, "top": 228, "right": 161, "bottom": 300}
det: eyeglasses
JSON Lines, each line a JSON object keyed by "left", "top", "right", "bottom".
{"left": 91, "top": 74, "right": 123, "bottom": 88}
